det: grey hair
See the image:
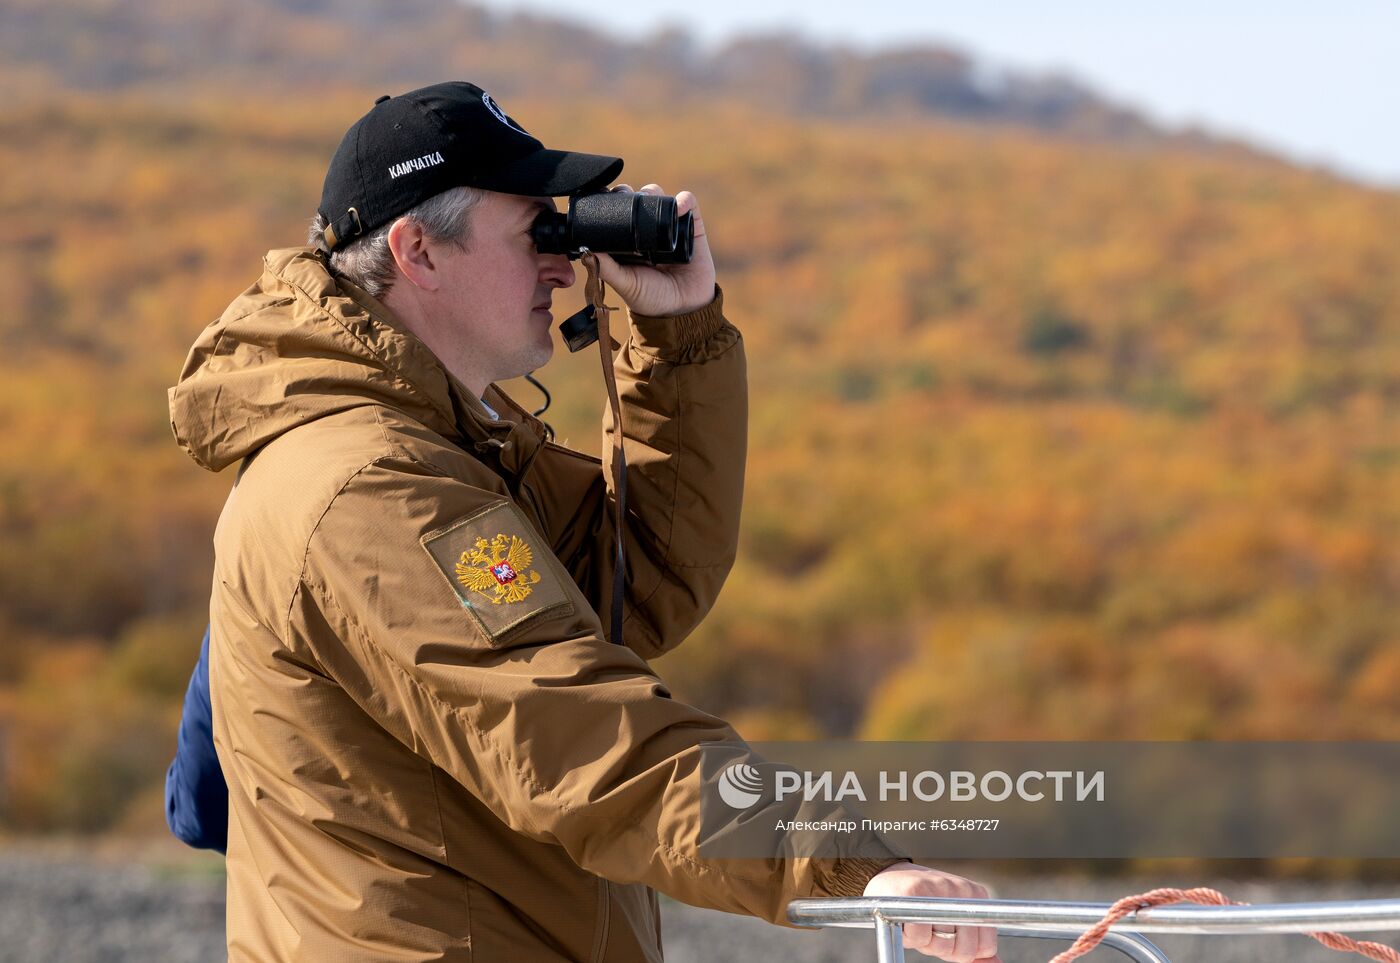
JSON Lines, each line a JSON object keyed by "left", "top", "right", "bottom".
{"left": 307, "top": 185, "right": 488, "bottom": 299}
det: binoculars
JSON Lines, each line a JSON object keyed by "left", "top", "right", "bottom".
{"left": 532, "top": 190, "right": 694, "bottom": 267}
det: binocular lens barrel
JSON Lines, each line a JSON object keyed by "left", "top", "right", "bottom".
{"left": 532, "top": 191, "right": 693, "bottom": 266}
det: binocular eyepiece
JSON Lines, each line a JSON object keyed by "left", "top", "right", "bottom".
{"left": 532, "top": 191, "right": 694, "bottom": 266}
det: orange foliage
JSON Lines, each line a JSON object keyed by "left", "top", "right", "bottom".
{"left": 3, "top": 91, "right": 1400, "bottom": 831}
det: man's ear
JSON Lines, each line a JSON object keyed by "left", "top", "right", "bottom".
{"left": 387, "top": 218, "right": 441, "bottom": 292}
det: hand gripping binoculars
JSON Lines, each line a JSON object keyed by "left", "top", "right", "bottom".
{"left": 536, "top": 189, "right": 695, "bottom": 352}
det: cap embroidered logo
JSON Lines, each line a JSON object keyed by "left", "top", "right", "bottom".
{"left": 481, "top": 92, "right": 525, "bottom": 133}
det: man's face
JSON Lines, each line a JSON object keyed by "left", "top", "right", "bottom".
{"left": 431, "top": 190, "right": 574, "bottom": 385}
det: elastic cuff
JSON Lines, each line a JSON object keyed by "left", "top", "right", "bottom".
{"left": 813, "top": 856, "right": 909, "bottom": 898}
{"left": 626, "top": 284, "right": 726, "bottom": 361}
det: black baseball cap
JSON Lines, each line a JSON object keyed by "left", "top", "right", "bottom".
{"left": 317, "top": 81, "right": 624, "bottom": 252}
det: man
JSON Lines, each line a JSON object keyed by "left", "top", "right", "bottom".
{"left": 167, "top": 81, "right": 998, "bottom": 962}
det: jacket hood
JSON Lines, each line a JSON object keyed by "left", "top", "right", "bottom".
{"left": 169, "top": 247, "right": 539, "bottom": 472}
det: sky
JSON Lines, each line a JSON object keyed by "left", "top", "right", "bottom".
{"left": 472, "top": 0, "right": 1399, "bottom": 189}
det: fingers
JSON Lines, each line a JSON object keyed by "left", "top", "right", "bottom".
{"left": 862, "top": 866, "right": 999, "bottom": 962}
{"left": 903, "top": 922, "right": 933, "bottom": 951}
{"left": 952, "top": 923, "right": 996, "bottom": 963}
{"left": 609, "top": 182, "right": 703, "bottom": 225}
{"left": 674, "top": 190, "right": 705, "bottom": 243}
{"left": 960, "top": 879, "right": 997, "bottom": 962}
{"left": 614, "top": 183, "right": 669, "bottom": 201}
{"left": 589, "top": 250, "right": 625, "bottom": 289}
{"left": 906, "top": 923, "right": 975, "bottom": 961}
{"left": 910, "top": 926, "right": 995, "bottom": 962}
{"left": 904, "top": 921, "right": 952, "bottom": 957}
{"left": 911, "top": 882, "right": 998, "bottom": 962}
{"left": 974, "top": 923, "right": 998, "bottom": 961}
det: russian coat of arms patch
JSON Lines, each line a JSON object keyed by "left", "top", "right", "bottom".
{"left": 455, "top": 533, "right": 541, "bottom": 604}
{"left": 421, "top": 502, "right": 573, "bottom": 644}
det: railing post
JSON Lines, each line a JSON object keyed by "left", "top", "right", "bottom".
{"left": 873, "top": 912, "right": 906, "bottom": 963}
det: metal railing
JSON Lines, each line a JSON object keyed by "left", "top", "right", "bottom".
{"left": 787, "top": 895, "right": 1400, "bottom": 962}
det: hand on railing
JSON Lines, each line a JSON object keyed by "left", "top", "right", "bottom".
{"left": 789, "top": 890, "right": 1400, "bottom": 963}
{"left": 863, "top": 861, "right": 1001, "bottom": 962}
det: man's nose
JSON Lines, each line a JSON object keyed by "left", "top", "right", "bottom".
{"left": 540, "top": 253, "right": 575, "bottom": 289}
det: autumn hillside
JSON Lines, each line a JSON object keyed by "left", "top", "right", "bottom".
{"left": 1, "top": 9, "right": 1399, "bottom": 836}
{"left": 1, "top": 0, "right": 1255, "bottom": 157}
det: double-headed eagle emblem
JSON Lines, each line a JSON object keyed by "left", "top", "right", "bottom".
{"left": 455, "top": 533, "right": 541, "bottom": 604}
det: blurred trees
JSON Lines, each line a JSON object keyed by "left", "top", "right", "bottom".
{"left": 1, "top": 91, "right": 1398, "bottom": 834}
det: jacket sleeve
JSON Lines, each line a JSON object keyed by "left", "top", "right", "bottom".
{"left": 522, "top": 285, "right": 746, "bottom": 660}
{"left": 295, "top": 454, "right": 897, "bottom": 925}
{"left": 164, "top": 625, "right": 230, "bottom": 853}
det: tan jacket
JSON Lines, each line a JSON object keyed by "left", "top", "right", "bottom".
{"left": 168, "top": 247, "right": 898, "bottom": 962}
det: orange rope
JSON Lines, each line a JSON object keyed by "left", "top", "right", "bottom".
{"left": 1049, "top": 887, "right": 1400, "bottom": 963}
